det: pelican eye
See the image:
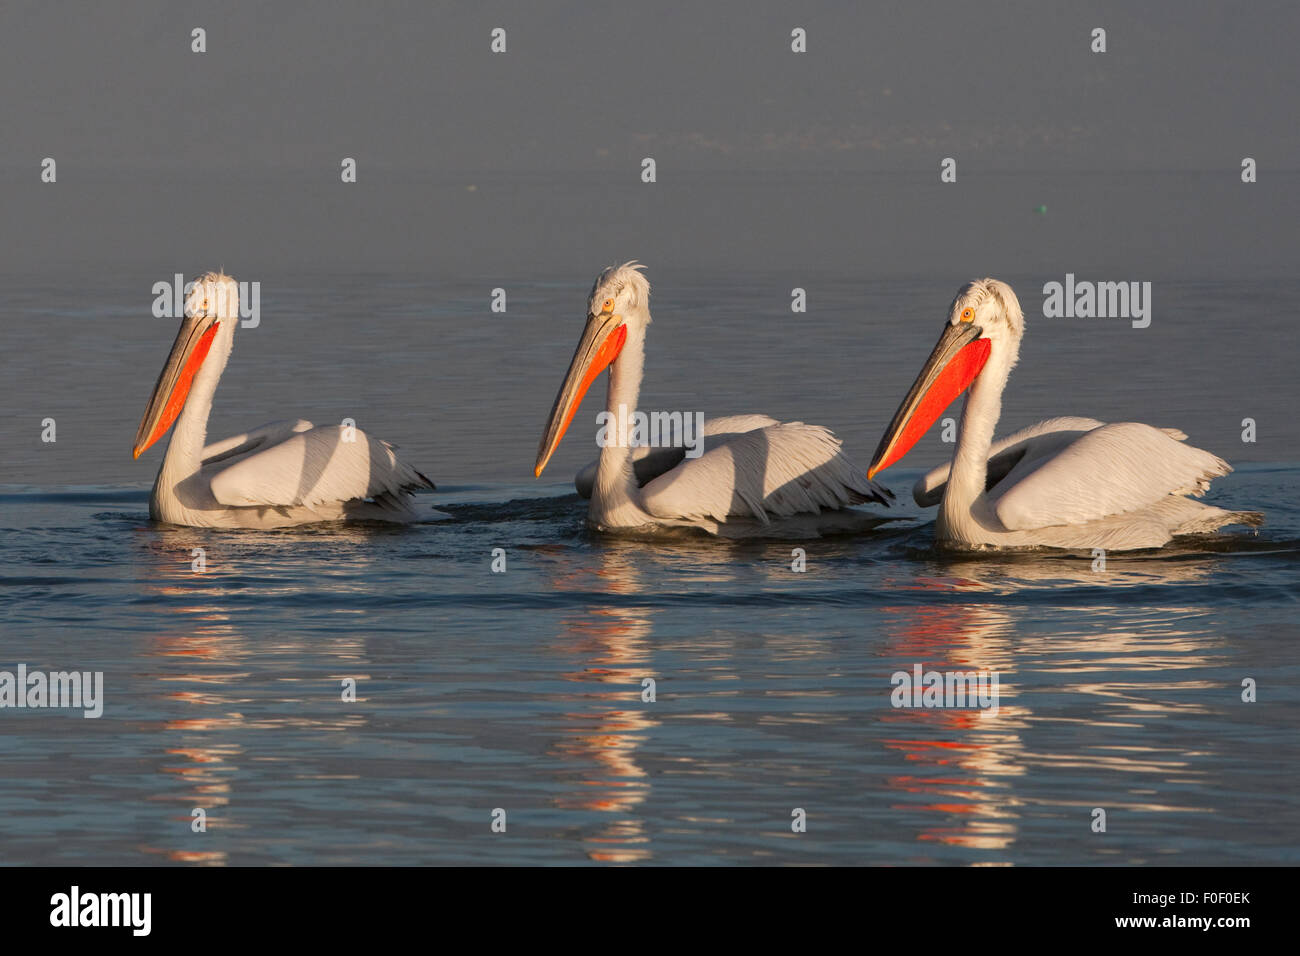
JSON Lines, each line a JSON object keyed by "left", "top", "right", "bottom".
{"left": 960, "top": 307, "right": 974, "bottom": 323}
{"left": 602, "top": 298, "right": 615, "bottom": 313}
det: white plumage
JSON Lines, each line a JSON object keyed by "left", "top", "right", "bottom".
{"left": 639, "top": 422, "right": 879, "bottom": 524}
{"left": 133, "top": 273, "right": 435, "bottom": 529}
{"left": 870, "top": 279, "right": 1260, "bottom": 550}
{"left": 989, "top": 422, "right": 1231, "bottom": 532}
{"left": 539, "top": 263, "right": 890, "bottom": 535}
{"left": 207, "top": 424, "right": 432, "bottom": 515}
{"left": 574, "top": 414, "right": 781, "bottom": 497}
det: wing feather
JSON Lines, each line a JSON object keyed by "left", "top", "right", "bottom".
{"left": 640, "top": 422, "right": 890, "bottom": 523}
{"left": 201, "top": 419, "right": 314, "bottom": 466}
{"left": 209, "top": 425, "right": 433, "bottom": 509}
{"left": 574, "top": 414, "right": 781, "bottom": 498}
{"left": 913, "top": 417, "right": 1105, "bottom": 506}
{"left": 990, "top": 422, "right": 1231, "bottom": 531}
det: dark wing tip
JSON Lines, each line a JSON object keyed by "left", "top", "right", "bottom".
{"left": 867, "top": 478, "right": 895, "bottom": 507}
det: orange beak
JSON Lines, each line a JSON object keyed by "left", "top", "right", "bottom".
{"left": 534, "top": 311, "right": 627, "bottom": 478}
{"left": 132, "top": 313, "right": 220, "bottom": 458}
{"left": 867, "top": 321, "right": 991, "bottom": 479}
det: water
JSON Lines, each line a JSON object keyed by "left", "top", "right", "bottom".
{"left": 2, "top": 270, "right": 1298, "bottom": 865}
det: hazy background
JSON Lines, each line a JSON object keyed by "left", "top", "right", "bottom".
{"left": 0, "top": 0, "right": 1296, "bottom": 276}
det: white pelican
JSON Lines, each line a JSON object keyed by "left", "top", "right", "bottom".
{"left": 534, "top": 262, "right": 891, "bottom": 534}
{"left": 867, "top": 278, "right": 1262, "bottom": 550}
{"left": 133, "top": 272, "right": 435, "bottom": 528}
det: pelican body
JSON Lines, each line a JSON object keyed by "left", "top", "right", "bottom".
{"left": 534, "top": 262, "right": 891, "bottom": 535}
{"left": 867, "top": 278, "right": 1261, "bottom": 550}
{"left": 133, "top": 272, "right": 435, "bottom": 528}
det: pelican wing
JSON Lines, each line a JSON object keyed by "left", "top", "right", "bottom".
{"left": 989, "top": 422, "right": 1231, "bottom": 531}
{"left": 639, "top": 421, "right": 890, "bottom": 524}
{"left": 208, "top": 425, "right": 433, "bottom": 509}
{"left": 699, "top": 414, "right": 785, "bottom": 433}
{"left": 201, "top": 419, "right": 315, "bottom": 466}
{"left": 912, "top": 417, "right": 1105, "bottom": 506}
{"left": 575, "top": 414, "right": 780, "bottom": 498}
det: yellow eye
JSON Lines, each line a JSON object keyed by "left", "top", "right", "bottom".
{"left": 602, "top": 298, "right": 615, "bottom": 313}
{"left": 960, "top": 307, "right": 974, "bottom": 322}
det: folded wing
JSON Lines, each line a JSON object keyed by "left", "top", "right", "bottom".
{"left": 209, "top": 424, "right": 433, "bottom": 509}
{"left": 202, "top": 419, "right": 315, "bottom": 465}
{"left": 640, "top": 421, "right": 890, "bottom": 523}
{"left": 913, "top": 417, "right": 1106, "bottom": 506}
{"left": 574, "top": 414, "right": 781, "bottom": 498}
{"left": 989, "top": 422, "right": 1230, "bottom": 531}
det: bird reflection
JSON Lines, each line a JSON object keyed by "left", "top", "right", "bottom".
{"left": 917, "top": 546, "right": 1216, "bottom": 591}
{"left": 880, "top": 601, "right": 1026, "bottom": 856}
{"left": 881, "top": 561, "right": 1221, "bottom": 861}
{"left": 130, "top": 523, "right": 379, "bottom": 864}
{"left": 544, "top": 540, "right": 658, "bottom": 862}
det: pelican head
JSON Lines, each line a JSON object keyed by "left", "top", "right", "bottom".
{"left": 867, "top": 278, "right": 1023, "bottom": 479}
{"left": 586, "top": 261, "right": 651, "bottom": 318}
{"left": 949, "top": 277, "right": 1024, "bottom": 344}
{"left": 132, "top": 271, "right": 240, "bottom": 459}
{"left": 183, "top": 271, "right": 242, "bottom": 324}
{"left": 534, "top": 261, "right": 650, "bottom": 478}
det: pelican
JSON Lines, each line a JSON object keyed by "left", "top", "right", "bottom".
{"left": 534, "top": 262, "right": 891, "bottom": 535}
{"left": 867, "top": 278, "right": 1262, "bottom": 550}
{"left": 133, "top": 271, "right": 435, "bottom": 528}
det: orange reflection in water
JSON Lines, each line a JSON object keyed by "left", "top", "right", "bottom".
{"left": 129, "top": 525, "right": 378, "bottom": 864}
{"left": 880, "top": 599, "right": 1027, "bottom": 856}
{"left": 545, "top": 541, "right": 659, "bottom": 862}
{"left": 880, "top": 555, "right": 1220, "bottom": 861}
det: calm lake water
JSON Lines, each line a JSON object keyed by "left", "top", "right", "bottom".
{"left": 1, "top": 272, "right": 1297, "bottom": 865}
